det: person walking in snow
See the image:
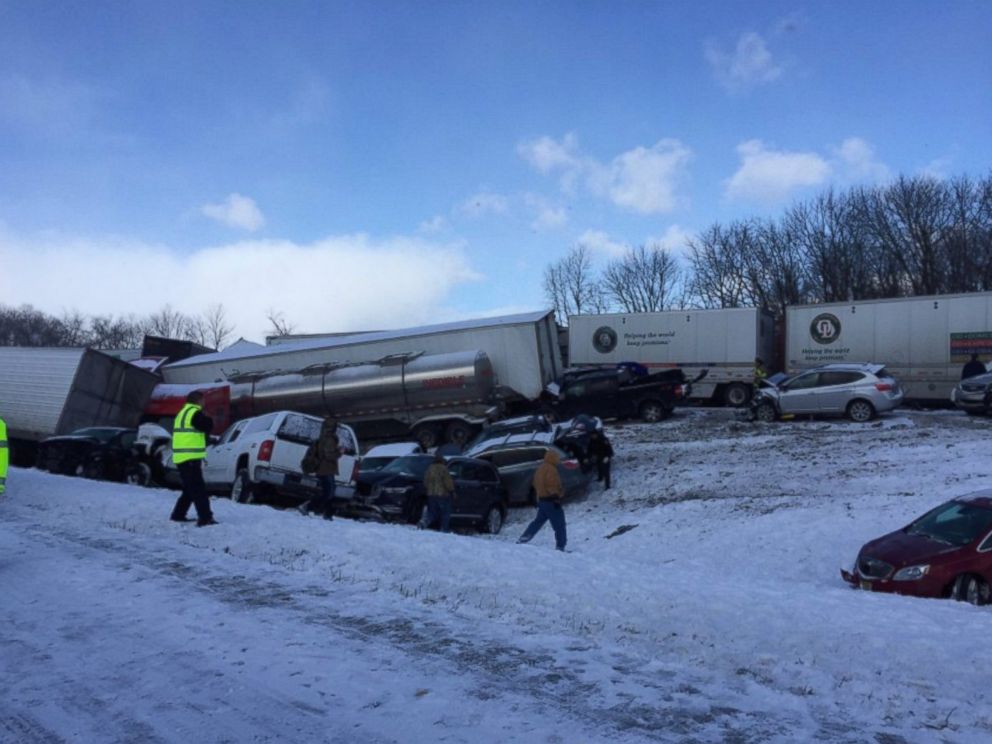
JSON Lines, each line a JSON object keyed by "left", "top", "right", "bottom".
{"left": 299, "top": 418, "right": 340, "bottom": 520}
{"left": 517, "top": 449, "right": 567, "bottom": 551}
{"left": 587, "top": 428, "right": 614, "bottom": 490}
{"left": 169, "top": 391, "right": 217, "bottom": 526}
{"left": 419, "top": 453, "right": 455, "bottom": 532}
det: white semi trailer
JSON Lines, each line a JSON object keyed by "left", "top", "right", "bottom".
{"left": 786, "top": 291, "right": 992, "bottom": 401}
{"left": 567, "top": 308, "right": 775, "bottom": 406}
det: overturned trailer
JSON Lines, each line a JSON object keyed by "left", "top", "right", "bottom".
{"left": 159, "top": 311, "right": 562, "bottom": 447}
{"left": 0, "top": 347, "right": 160, "bottom": 465}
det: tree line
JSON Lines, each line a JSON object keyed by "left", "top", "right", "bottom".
{"left": 544, "top": 173, "right": 992, "bottom": 322}
{"left": 0, "top": 303, "right": 235, "bottom": 350}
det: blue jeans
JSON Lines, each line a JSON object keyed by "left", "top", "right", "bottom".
{"left": 421, "top": 496, "right": 453, "bottom": 532}
{"left": 311, "top": 475, "right": 336, "bottom": 518}
{"left": 518, "top": 500, "right": 567, "bottom": 550}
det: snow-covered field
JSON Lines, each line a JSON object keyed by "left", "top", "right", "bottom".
{"left": 3, "top": 408, "right": 991, "bottom": 744}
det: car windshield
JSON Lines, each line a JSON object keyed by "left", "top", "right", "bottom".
{"left": 906, "top": 501, "right": 992, "bottom": 547}
{"left": 380, "top": 455, "right": 432, "bottom": 478}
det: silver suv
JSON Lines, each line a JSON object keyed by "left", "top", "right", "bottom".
{"left": 752, "top": 363, "right": 904, "bottom": 423}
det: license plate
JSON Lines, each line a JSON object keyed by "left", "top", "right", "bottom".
{"left": 860, "top": 580, "right": 872, "bottom": 591}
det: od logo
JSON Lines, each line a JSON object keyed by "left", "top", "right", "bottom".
{"left": 810, "top": 313, "right": 841, "bottom": 344}
{"left": 592, "top": 326, "right": 618, "bottom": 353}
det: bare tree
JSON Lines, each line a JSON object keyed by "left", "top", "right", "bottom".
{"left": 146, "top": 304, "right": 193, "bottom": 339}
{"left": 685, "top": 224, "right": 750, "bottom": 308}
{"left": 58, "top": 310, "right": 91, "bottom": 346}
{"left": 602, "top": 244, "right": 682, "bottom": 313}
{"left": 89, "top": 315, "right": 145, "bottom": 349}
{"left": 543, "top": 245, "right": 607, "bottom": 324}
{"left": 202, "top": 303, "right": 234, "bottom": 349}
{"left": 266, "top": 308, "right": 296, "bottom": 337}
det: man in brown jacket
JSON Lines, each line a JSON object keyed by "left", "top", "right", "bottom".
{"left": 517, "top": 449, "right": 567, "bottom": 551}
{"left": 419, "top": 453, "right": 455, "bottom": 532}
{"left": 300, "top": 418, "right": 340, "bottom": 520}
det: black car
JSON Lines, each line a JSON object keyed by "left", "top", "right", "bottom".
{"left": 360, "top": 454, "right": 508, "bottom": 533}
{"left": 36, "top": 427, "right": 138, "bottom": 481}
{"left": 543, "top": 367, "right": 686, "bottom": 423}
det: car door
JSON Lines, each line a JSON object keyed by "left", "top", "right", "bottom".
{"left": 202, "top": 419, "right": 248, "bottom": 486}
{"left": 815, "top": 371, "right": 864, "bottom": 413}
{"left": 777, "top": 372, "right": 822, "bottom": 414}
{"left": 448, "top": 461, "right": 482, "bottom": 517}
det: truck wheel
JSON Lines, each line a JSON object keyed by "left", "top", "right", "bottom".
{"left": 846, "top": 399, "right": 875, "bottom": 423}
{"left": 723, "top": 383, "right": 751, "bottom": 407}
{"left": 755, "top": 403, "right": 777, "bottom": 423}
{"left": 480, "top": 505, "right": 504, "bottom": 535}
{"left": 639, "top": 400, "right": 667, "bottom": 423}
{"left": 445, "top": 421, "right": 474, "bottom": 448}
{"left": 125, "top": 462, "right": 152, "bottom": 487}
{"left": 231, "top": 469, "right": 254, "bottom": 504}
{"left": 413, "top": 425, "right": 439, "bottom": 450}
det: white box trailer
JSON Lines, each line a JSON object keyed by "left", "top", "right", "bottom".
{"left": 0, "top": 347, "right": 161, "bottom": 462}
{"left": 785, "top": 291, "right": 992, "bottom": 401}
{"left": 567, "top": 308, "right": 775, "bottom": 405}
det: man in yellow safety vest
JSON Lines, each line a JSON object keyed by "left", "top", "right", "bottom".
{"left": 0, "top": 414, "right": 8, "bottom": 496}
{"left": 169, "top": 391, "right": 217, "bottom": 526}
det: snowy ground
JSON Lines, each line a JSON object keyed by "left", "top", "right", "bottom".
{"left": 3, "top": 407, "right": 992, "bottom": 744}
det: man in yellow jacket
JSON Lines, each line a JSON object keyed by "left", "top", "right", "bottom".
{"left": 169, "top": 391, "right": 217, "bottom": 526}
{"left": 516, "top": 449, "right": 567, "bottom": 551}
{"left": 0, "top": 414, "right": 8, "bottom": 496}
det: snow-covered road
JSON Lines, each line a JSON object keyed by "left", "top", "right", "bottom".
{"left": 3, "top": 408, "right": 991, "bottom": 743}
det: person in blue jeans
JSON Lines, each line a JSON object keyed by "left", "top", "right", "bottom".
{"left": 517, "top": 449, "right": 567, "bottom": 551}
{"left": 300, "top": 419, "right": 340, "bottom": 520}
{"left": 419, "top": 453, "right": 455, "bottom": 532}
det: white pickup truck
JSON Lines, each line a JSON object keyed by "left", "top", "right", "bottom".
{"left": 197, "top": 410, "right": 359, "bottom": 505}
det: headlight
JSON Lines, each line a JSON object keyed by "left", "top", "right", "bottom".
{"left": 892, "top": 564, "right": 930, "bottom": 581}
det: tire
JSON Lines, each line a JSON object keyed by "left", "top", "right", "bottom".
{"left": 445, "top": 420, "right": 474, "bottom": 448}
{"left": 723, "top": 383, "right": 751, "bottom": 408}
{"left": 125, "top": 462, "right": 152, "bottom": 487}
{"left": 846, "top": 399, "right": 875, "bottom": 423}
{"left": 230, "top": 468, "right": 254, "bottom": 504}
{"left": 481, "top": 505, "right": 504, "bottom": 534}
{"left": 755, "top": 403, "right": 777, "bottom": 423}
{"left": 952, "top": 574, "right": 991, "bottom": 606}
{"left": 83, "top": 460, "right": 104, "bottom": 480}
{"left": 413, "top": 424, "right": 440, "bottom": 451}
{"left": 639, "top": 400, "right": 667, "bottom": 423}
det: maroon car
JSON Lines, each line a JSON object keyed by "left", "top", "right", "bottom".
{"left": 841, "top": 491, "right": 992, "bottom": 605}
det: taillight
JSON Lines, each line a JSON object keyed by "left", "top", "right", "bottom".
{"left": 674, "top": 384, "right": 683, "bottom": 398}
{"left": 875, "top": 383, "right": 893, "bottom": 392}
{"left": 350, "top": 461, "right": 359, "bottom": 482}
{"left": 257, "top": 439, "right": 274, "bottom": 462}
{"left": 561, "top": 459, "right": 579, "bottom": 470}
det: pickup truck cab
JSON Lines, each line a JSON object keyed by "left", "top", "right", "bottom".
{"left": 200, "top": 410, "right": 359, "bottom": 505}
{"left": 543, "top": 367, "right": 687, "bottom": 423}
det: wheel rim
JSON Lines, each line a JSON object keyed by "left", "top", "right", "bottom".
{"left": 966, "top": 577, "right": 989, "bottom": 605}
{"left": 231, "top": 476, "right": 245, "bottom": 503}
{"left": 757, "top": 404, "right": 775, "bottom": 422}
{"left": 641, "top": 403, "right": 663, "bottom": 422}
{"left": 849, "top": 401, "right": 873, "bottom": 422}
{"left": 486, "top": 508, "right": 502, "bottom": 534}
{"left": 726, "top": 385, "right": 748, "bottom": 407}
{"left": 126, "top": 463, "right": 151, "bottom": 486}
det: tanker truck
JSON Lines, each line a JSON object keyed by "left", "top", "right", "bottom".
{"left": 147, "top": 349, "right": 498, "bottom": 449}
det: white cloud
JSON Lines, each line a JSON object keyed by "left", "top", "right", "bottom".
{"left": 647, "top": 225, "right": 694, "bottom": 258}
{"left": 457, "top": 192, "right": 510, "bottom": 218}
{"left": 724, "top": 139, "right": 831, "bottom": 204}
{"left": 524, "top": 195, "right": 568, "bottom": 231}
{"left": 705, "top": 32, "right": 783, "bottom": 93}
{"left": 418, "top": 215, "right": 448, "bottom": 233}
{"left": 519, "top": 134, "right": 692, "bottom": 215}
{"left": 576, "top": 230, "right": 630, "bottom": 260}
{"left": 834, "top": 137, "right": 891, "bottom": 183}
{"left": 199, "top": 194, "right": 266, "bottom": 231}
{"left": 0, "top": 228, "right": 480, "bottom": 342}
{"left": 920, "top": 156, "right": 953, "bottom": 180}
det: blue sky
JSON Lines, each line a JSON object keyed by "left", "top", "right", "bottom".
{"left": 1, "top": 1, "right": 989, "bottom": 342}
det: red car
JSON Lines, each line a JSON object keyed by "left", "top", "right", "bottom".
{"left": 841, "top": 491, "right": 992, "bottom": 605}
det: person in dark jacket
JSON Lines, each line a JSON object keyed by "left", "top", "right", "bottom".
{"left": 300, "top": 418, "right": 340, "bottom": 520}
{"left": 587, "top": 429, "right": 614, "bottom": 490}
{"left": 517, "top": 449, "right": 567, "bottom": 551}
{"left": 169, "top": 391, "right": 217, "bottom": 526}
{"left": 962, "top": 353, "right": 986, "bottom": 380}
{"left": 419, "top": 453, "right": 455, "bottom": 532}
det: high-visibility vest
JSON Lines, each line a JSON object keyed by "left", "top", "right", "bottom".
{"left": 172, "top": 404, "right": 206, "bottom": 464}
{"left": 0, "top": 416, "right": 8, "bottom": 493}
